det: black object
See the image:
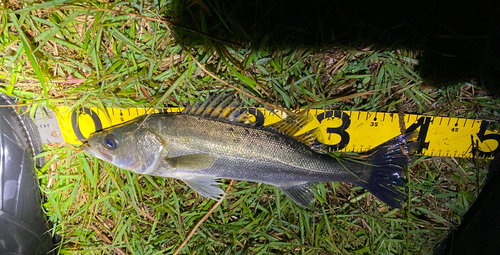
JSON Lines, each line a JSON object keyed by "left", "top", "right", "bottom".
{"left": 174, "top": 0, "right": 500, "bottom": 95}
{"left": 433, "top": 153, "right": 500, "bottom": 255}
{"left": 0, "top": 93, "right": 55, "bottom": 255}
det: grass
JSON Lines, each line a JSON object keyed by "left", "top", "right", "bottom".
{"left": 1, "top": 1, "right": 499, "bottom": 254}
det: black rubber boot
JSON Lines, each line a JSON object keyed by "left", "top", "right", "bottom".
{"left": 0, "top": 93, "right": 55, "bottom": 254}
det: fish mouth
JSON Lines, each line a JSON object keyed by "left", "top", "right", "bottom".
{"left": 82, "top": 141, "right": 113, "bottom": 162}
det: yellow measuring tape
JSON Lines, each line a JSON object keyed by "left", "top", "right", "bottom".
{"left": 54, "top": 107, "right": 500, "bottom": 158}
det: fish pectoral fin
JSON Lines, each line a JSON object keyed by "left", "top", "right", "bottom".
{"left": 182, "top": 176, "right": 225, "bottom": 200}
{"left": 280, "top": 182, "right": 315, "bottom": 208}
{"left": 164, "top": 154, "right": 216, "bottom": 170}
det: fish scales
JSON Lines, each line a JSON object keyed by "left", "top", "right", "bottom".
{"left": 83, "top": 92, "right": 417, "bottom": 208}
{"left": 158, "top": 115, "right": 350, "bottom": 173}
{"left": 147, "top": 114, "right": 360, "bottom": 184}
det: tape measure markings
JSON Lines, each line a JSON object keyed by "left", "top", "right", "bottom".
{"left": 52, "top": 106, "right": 499, "bottom": 158}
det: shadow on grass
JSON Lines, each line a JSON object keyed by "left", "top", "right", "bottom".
{"left": 170, "top": 0, "right": 500, "bottom": 94}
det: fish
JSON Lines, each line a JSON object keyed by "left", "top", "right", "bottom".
{"left": 82, "top": 91, "right": 417, "bottom": 208}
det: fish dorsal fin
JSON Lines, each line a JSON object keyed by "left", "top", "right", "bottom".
{"left": 184, "top": 92, "right": 324, "bottom": 148}
{"left": 227, "top": 108, "right": 255, "bottom": 125}
{"left": 209, "top": 93, "right": 235, "bottom": 118}
{"left": 183, "top": 91, "right": 246, "bottom": 121}
{"left": 295, "top": 128, "right": 323, "bottom": 149}
{"left": 201, "top": 92, "right": 232, "bottom": 117}
{"left": 269, "top": 112, "right": 323, "bottom": 148}
{"left": 213, "top": 96, "right": 239, "bottom": 118}
{"left": 270, "top": 113, "right": 310, "bottom": 135}
{"left": 183, "top": 91, "right": 262, "bottom": 126}
{"left": 185, "top": 99, "right": 203, "bottom": 115}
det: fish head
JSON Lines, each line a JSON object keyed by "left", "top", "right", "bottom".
{"left": 82, "top": 121, "right": 166, "bottom": 174}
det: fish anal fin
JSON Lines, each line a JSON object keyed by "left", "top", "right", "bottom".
{"left": 164, "top": 154, "right": 216, "bottom": 170}
{"left": 280, "top": 182, "right": 315, "bottom": 208}
{"left": 182, "top": 176, "right": 225, "bottom": 200}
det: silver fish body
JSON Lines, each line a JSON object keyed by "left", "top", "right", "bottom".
{"left": 142, "top": 114, "right": 360, "bottom": 181}
{"left": 83, "top": 95, "right": 415, "bottom": 208}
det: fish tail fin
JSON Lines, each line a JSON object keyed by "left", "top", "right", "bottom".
{"left": 352, "top": 132, "right": 418, "bottom": 208}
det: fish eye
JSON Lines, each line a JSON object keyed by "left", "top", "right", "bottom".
{"left": 103, "top": 133, "right": 118, "bottom": 150}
